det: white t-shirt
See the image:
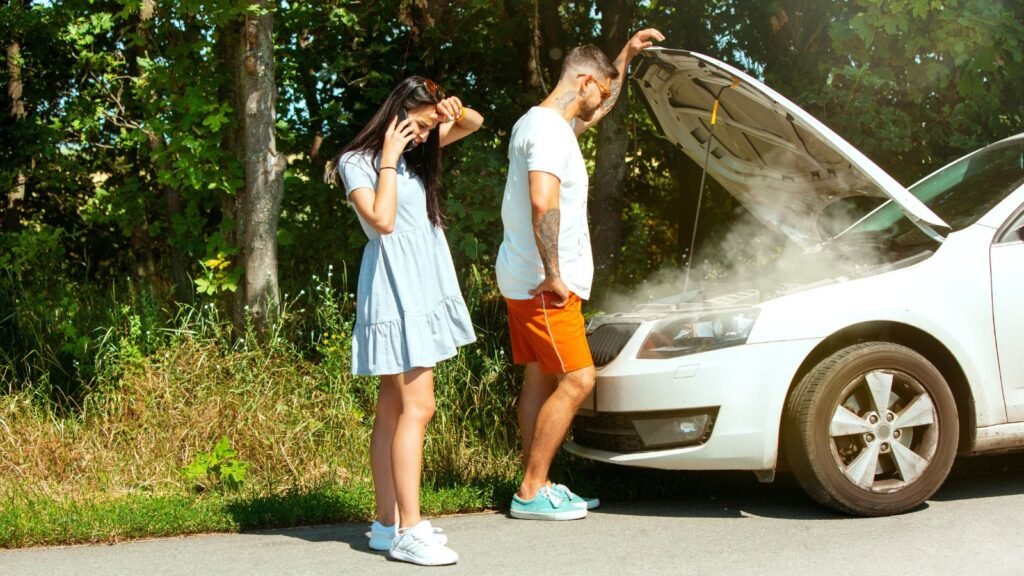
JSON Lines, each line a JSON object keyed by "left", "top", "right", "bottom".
{"left": 496, "top": 106, "right": 593, "bottom": 300}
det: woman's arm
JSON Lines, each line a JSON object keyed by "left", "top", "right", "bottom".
{"left": 437, "top": 96, "right": 484, "bottom": 147}
{"left": 348, "top": 115, "right": 417, "bottom": 235}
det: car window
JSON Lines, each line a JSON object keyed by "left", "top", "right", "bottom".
{"left": 921, "top": 141, "right": 1024, "bottom": 230}
{"left": 996, "top": 205, "right": 1024, "bottom": 244}
{"left": 840, "top": 139, "right": 1024, "bottom": 246}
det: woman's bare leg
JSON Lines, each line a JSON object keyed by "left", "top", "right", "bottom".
{"left": 392, "top": 367, "right": 436, "bottom": 528}
{"left": 370, "top": 374, "right": 402, "bottom": 525}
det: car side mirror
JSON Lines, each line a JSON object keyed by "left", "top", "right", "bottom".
{"left": 1016, "top": 225, "right": 1024, "bottom": 242}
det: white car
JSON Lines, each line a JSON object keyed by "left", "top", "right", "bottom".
{"left": 566, "top": 49, "right": 1024, "bottom": 516}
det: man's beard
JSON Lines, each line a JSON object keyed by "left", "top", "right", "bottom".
{"left": 578, "top": 100, "right": 601, "bottom": 122}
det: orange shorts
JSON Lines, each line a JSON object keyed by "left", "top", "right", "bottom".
{"left": 505, "top": 292, "right": 593, "bottom": 374}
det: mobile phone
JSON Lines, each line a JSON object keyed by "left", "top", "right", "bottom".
{"left": 397, "top": 108, "right": 414, "bottom": 152}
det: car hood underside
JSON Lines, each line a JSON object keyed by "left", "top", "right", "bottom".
{"left": 634, "top": 48, "right": 950, "bottom": 248}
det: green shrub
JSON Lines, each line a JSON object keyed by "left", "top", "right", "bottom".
{"left": 183, "top": 436, "right": 250, "bottom": 493}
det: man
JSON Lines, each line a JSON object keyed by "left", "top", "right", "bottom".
{"left": 497, "top": 28, "right": 665, "bottom": 520}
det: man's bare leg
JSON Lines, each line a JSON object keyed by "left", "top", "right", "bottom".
{"left": 517, "top": 362, "right": 557, "bottom": 467}
{"left": 516, "top": 365, "right": 596, "bottom": 499}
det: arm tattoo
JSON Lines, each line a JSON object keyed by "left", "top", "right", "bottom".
{"left": 601, "top": 78, "right": 624, "bottom": 112}
{"left": 601, "top": 57, "right": 627, "bottom": 112}
{"left": 535, "top": 209, "right": 561, "bottom": 277}
{"left": 554, "top": 90, "right": 576, "bottom": 111}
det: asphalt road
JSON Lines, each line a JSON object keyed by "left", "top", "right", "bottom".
{"left": 3, "top": 454, "right": 1024, "bottom": 576}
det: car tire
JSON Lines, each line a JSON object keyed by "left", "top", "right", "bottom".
{"left": 783, "top": 341, "right": 958, "bottom": 516}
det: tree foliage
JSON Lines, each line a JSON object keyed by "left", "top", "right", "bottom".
{"left": 1, "top": 0, "right": 1021, "bottom": 392}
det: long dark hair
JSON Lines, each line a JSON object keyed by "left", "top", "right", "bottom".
{"left": 326, "top": 76, "right": 445, "bottom": 227}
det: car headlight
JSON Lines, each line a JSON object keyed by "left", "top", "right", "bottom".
{"left": 637, "top": 308, "right": 760, "bottom": 359}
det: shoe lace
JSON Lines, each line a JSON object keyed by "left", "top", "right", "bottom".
{"left": 555, "top": 483, "right": 576, "bottom": 500}
{"left": 540, "top": 485, "right": 563, "bottom": 507}
{"left": 401, "top": 527, "right": 441, "bottom": 548}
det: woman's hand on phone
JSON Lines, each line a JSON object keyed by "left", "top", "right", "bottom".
{"left": 436, "top": 96, "right": 463, "bottom": 123}
{"left": 382, "top": 115, "right": 415, "bottom": 165}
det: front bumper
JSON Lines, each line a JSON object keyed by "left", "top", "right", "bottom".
{"left": 565, "top": 337, "right": 820, "bottom": 470}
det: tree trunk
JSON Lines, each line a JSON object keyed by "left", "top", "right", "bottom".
{"left": 6, "top": 42, "right": 24, "bottom": 120}
{"left": 297, "top": 30, "right": 325, "bottom": 167}
{"left": 143, "top": 130, "right": 192, "bottom": 304}
{"left": 214, "top": 20, "right": 244, "bottom": 325}
{"left": 5, "top": 2, "right": 27, "bottom": 232}
{"left": 233, "top": 2, "right": 285, "bottom": 332}
{"left": 662, "top": 0, "right": 713, "bottom": 266}
{"left": 537, "top": 0, "right": 564, "bottom": 85}
{"left": 591, "top": 0, "right": 632, "bottom": 277}
{"left": 669, "top": 153, "right": 705, "bottom": 264}
{"left": 125, "top": 4, "right": 187, "bottom": 297}
{"left": 502, "top": 0, "right": 544, "bottom": 92}
{"left": 760, "top": 1, "right": 833, "bottom": 95}
{"left": 141, "top": 0, "right": 190, "bottom": 302}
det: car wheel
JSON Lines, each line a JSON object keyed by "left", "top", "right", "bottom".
{"left": 784, "top": 341, "right": 958, "bottom": 516}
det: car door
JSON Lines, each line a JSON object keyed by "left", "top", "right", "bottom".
{"left": 991, "top": 204, "right": 1024, "bottom": 421}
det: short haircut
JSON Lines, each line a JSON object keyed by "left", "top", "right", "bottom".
{"left": 560, "top": 44, "right": 619, "bottom": 81}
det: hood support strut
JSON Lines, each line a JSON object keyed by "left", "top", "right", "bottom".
{"left": 683, "top": 76, "right": 741, "bottom": 294}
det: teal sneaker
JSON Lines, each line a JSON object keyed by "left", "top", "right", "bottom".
{"left": 510, "top": 485, "right": 588, "bottom": 520}
{"left": 554, "top": 483, "right": 600, "bottom": 510}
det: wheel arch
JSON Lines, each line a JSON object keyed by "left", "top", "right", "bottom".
{"left": 781, "top": 321, "right": 976, "bottom": 458}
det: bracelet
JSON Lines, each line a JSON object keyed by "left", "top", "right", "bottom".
{"left": 455, "top": 107, "right": 466, "bottom": 123}
{"left": 379, "top": 166, "right": 397, "bottom": 172}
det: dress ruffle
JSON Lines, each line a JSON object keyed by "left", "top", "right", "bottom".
{"left": 352, "top": 293, "right": 475, "bottom": 376}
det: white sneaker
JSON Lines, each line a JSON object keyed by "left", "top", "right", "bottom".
{"left": 368, "top": 520, "right": 448, "bottom": 551}
{"left": 389, "top": 520, "right": 459, "bottom": 566}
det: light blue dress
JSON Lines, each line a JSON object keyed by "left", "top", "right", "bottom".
{"left": 338, "top": 151, "right": 476, "bottom": 376}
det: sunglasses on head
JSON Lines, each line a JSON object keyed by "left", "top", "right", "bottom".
{"left": 577, "top": 74, "right": 611, "bottom": 101}
{"left": 421, "top": 78, "right": 444, "bottom": 100}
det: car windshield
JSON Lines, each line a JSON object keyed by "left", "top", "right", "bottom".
{"left": 838, "top": 139, "right": 1024, "bottom": 246}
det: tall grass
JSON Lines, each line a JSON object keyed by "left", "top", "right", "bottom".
{"left": 0, "top": 263, "right": 524, "bottom": 546}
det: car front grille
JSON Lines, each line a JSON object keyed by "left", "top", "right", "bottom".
{"left": 572, "top": 412, "right": 648, "bottom": 452}
{"left": 571, "top": 408, "right": 718, "bottom": 453}
{"left": 588, "top": 323, "right": 639, "bottom": 367}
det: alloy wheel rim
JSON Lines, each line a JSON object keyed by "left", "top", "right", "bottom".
{"left": 828, "top": 369, "right": 939, "bottom": 493}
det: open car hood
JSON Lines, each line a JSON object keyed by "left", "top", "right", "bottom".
{"left": 635, "top": 48, "right": 950, "bottom": 247}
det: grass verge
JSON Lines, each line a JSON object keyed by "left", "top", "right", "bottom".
{"left": 0, "top": 274, "right": 525, "bottom": 549}
{"left": 0, "top": 479, "right": 518, "bottom": 548}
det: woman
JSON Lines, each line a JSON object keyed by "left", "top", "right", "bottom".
{"left": 327, "top": 76, "right": 483, "bottom": 566}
